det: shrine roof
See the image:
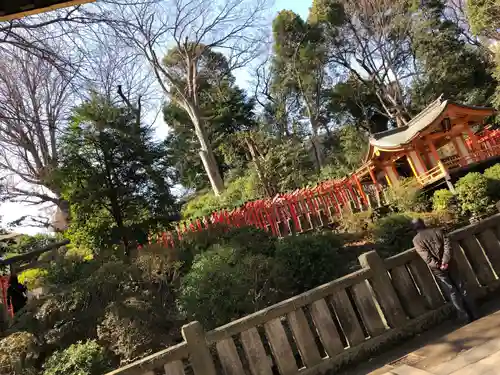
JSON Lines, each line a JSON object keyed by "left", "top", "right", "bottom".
{"left": 369, "top": 96, "right": 494, "bottom": 151}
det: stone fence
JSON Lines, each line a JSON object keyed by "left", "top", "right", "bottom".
{"left": 106, "top": 213, "right": 500, "bottom": 375}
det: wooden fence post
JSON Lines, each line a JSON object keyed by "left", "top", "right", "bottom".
{"left": 182, "top": 321, "right": 217, "bottom": 375}
{"left": 358, "top": 251, "right": 407, "bottom": 327}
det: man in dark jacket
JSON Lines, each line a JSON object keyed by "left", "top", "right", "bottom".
{"left": 7, "top": 274, "right": 27, "bottom": 314}
{"left": 412, "top": 218, "right": 478, "bottom": 323}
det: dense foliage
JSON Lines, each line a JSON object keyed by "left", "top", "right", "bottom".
{"left": 432, "top": 189, "right": 456, "bottom": 212}
{"left": 57, "top": 96, "right": 178, "bottom": 252}
{"left": 42, "top": 341, "right": 111, "bottom": 375}
{"left": 455, "top": 172, "right": 492, "bottom": 217}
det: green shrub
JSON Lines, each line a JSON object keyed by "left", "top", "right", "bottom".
{"left": 455, "top": 172, "right": 492, "bottom": 217}
{"left": 97, "top": 297, "right": 180, "bottom": 361}
{"left": 43, "top": 257, "right": 98, "bottom": 287}
{"left": 274, "top": 232, "right": 352, "bottom": 296}
{"left": 484, "top": 163, "right": 500, "bottom": 200}
{"left": 176, "top": 225, "right": 276, "bottom": 271}
{"left": 178, "top": 246, "right": 282, "bottom": 328}
{"left": 386, "top": 178, "right": 428, "bottom": 212}
{"left": 373, "top": 214, "right": 414, "bottom": 256}
{"left": 19, "top": 268, "right": 48, "bottom": 290}
{"left": 42, "top": 340, "right": 112, "bottom": 375}
{"left": 181, "top": 192, "right": 222, "bottom": 220}
{"left": 0, "top": 332, "right": 39, "bottom": 375}
{"left": 14, "top": 257, "right": 180, "bottom": 365}
{"left": 340, "top": 210, "right": 373, "bottom": 234}
{"left": 432, "top": 189, "right": 455, "bottom": 211}
{"left": 182, "top": 173, "right": 261, "bottom": 220}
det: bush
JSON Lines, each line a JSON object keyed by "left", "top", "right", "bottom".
{"left": 274, "top": 232, "right": 353, "bottom": 296}
{"left": 43, "top": 257, "right": 98, "bottom": 287}
{"left": 373, "top": 214, "right": 414, "bottom": 256}
{"left": 386, "top": 178, "right": 428, "bottom": 212}
{"left": 97, "top": 297, "right": 180, "bottom": 361}
{"left": 339, "top": 210, "right": 373, "bottom": 234}
{"left": 134, "top": 243, "right": 181, "bottom": 285}
{"left": 455, "top": 172, "right": 492, "bottom": 217}
{"left": 176, "top": 225, "right": 276, "bottom": 271}
{"left": 42, "top": 340, "right": 112, "bottom": 375}
{"left": 181, "top": 172, "right": 261, "bottom": 220}
{"left": 13, "top": 257, "right": 181, "bottom": 366}
{"left": 181, "top": 192, "right": 222, "bottom": 220}
{"left": 0, "top": 332, "right": 39, "bottom": 375}
{"left": 178, "top": 246, "right": 282, "bottom": 328}
{"left": 432, "top": 189, "right": 455, "bottom": 212}
{"left": 484, "top": 163, "right": 500, "bottom": 201}
{"left": 19, "top": 268, "right": 49, "bottom": 290}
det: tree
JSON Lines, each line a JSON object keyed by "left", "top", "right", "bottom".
{"left": 111, "top": 0, "right": 269, "bottom": 196}
{"left": 253, "top": 59, "right": 301, "bottom": 138}
{"left": 467, "top": 0, "right": 500, "bottom": 41}
{"left": 310, "top": 0, "right": 416, "bottom": 127}
{"left": 0, "top": 49, "right": 75, "bottom": 230}
{"left": 163, "top": 64, "right": 256, "bottom": 191}
{"left": 466, "top": 0, "right": 500, "bottom": 107}
{"left": 272, "top": 11, "right": 330, "bottom": 170}
{"left": 410, "top": 0, "right": 496, "bottom": 108}
{"left": 327, "top": 75, "right": 390, "bottom": 134}
{"left": 0, "top": 4, "right": 99, "bottom": 68}
{"left": 57, "top": 95, "right": 177, "bottom": 252}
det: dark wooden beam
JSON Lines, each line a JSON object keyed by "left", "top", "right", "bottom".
{"left": 0, "top": 239, "right": 70, "bottom": 268}
{"left": 0, "top": 0, "right": 94, "bottom": 21}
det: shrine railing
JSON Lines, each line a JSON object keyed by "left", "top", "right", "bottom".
{"left": 415, "top": 165, "right": 445, "bottom": 186}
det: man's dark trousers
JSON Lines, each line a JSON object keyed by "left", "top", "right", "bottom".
{"left": 432, "top": 268, "right": 479, "bottom": 321}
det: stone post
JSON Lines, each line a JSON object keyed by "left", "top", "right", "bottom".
{"left": 358, "top": 251, "right": 407, "bottom": 328}
{"left": 182, "top": 321, "right": 217, "bottom": 375}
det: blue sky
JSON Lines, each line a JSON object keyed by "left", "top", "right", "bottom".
{"left": 0, "top": 0, "right": 313, "bottom": 235}
{"left": 275, "top": 0, "right": 310, "bottom": 19}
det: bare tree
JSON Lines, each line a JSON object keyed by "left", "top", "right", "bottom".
{"left": 0, "top": 49, "right": 75, "bottom": 230}
{"left": 312, "top": 0, "right": 416, "bottom": 127}
{"left": 110, "top": 0, "right": 270, "bottom": 195}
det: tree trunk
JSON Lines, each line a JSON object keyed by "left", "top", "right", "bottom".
{"left": 190, "top": 108, "right": 225, "bottom": 196}
{"left": 52, "top": 199, "right": 70, "bottom": 232}
{"left": 245, "top": 138, "right": 275, "bottom": 197}
{"left": 310, "top": 120, "right": 324, "bottom": 171}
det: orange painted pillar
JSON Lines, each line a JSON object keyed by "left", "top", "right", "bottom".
{"left": 353, "top": 174, "right": 369, "bottom": 206}
{"left": 383, "top": 162, "right": 399, "bottom": 187}
{"left": 427, "top": 139, "right": 448, "bottom": 177}
{"left": 464, "top": 123, "right": 483, "bottom": 161}
{"left": 368, "top": 168, "right": 380, "bottom": 191}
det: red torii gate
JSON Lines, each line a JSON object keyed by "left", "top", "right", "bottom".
{"left": 146, "top": 175, "right": 372, "bottom": 249}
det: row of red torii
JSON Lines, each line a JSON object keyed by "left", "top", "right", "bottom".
{"left": 147, "top": 98, "right": 500, "bottom": 248}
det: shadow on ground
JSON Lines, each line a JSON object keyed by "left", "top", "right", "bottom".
{"left": 336, "top": 291, "right": 500, "bottom": 375}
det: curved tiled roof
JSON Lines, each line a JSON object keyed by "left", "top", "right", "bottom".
{"left": 369, "top": 96, "right": 495, "bottom": 150}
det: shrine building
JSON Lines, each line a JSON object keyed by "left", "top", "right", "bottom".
{"left": 355, "top": 96, "right": 498, "bottom": 194}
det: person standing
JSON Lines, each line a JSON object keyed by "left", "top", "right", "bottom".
{"left": 7, "top": 274, "right": 27, "bottom": 314}
{"left": 412, "top": 218, "right": 478, "bottom": 323}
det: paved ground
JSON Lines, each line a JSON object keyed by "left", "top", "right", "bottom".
{"left": 339, "top": 296, "right": 500, "bottom": 375}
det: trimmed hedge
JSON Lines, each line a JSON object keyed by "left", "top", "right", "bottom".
{"left": 455, "top": 172, "right": 491, "bottom": 217}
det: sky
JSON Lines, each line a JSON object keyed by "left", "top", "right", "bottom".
{"left": 0, "top": 0, "right": 313, "bottom": 235}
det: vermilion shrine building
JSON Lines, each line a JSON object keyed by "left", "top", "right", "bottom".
{"left": 355, "top": 96, "right": 498, "bottom": 195}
